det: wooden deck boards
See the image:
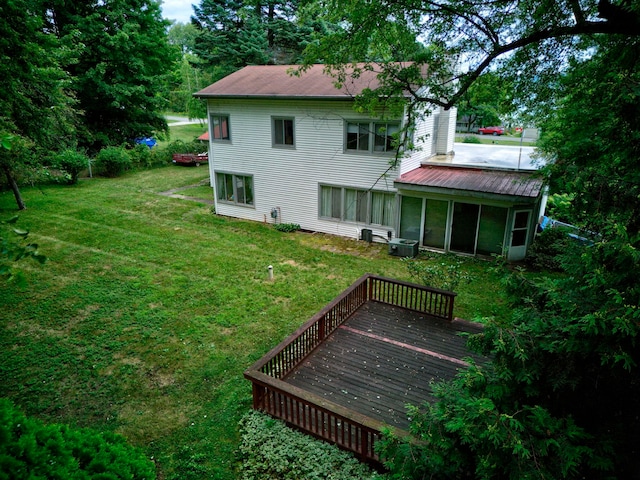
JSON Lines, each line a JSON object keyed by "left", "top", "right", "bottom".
{"left": 283, "top": 301, "right": 484, "bottom": 430}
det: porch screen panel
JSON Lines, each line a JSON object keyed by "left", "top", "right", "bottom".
{"left": 399, "top": 196, "right": 422, "bottom": 241}
{"left": 450, "top": 202, "right": 479, "bottom": 254}
{"left": 477, "top": 205, "right": 508, "bottom": 255}
{"left": 423, "top": 199, "right": 448, "bottom": 249}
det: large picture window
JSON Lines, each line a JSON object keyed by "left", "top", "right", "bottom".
{"left": 320, "top": 185, "right": 396, "bottom": 227}
{"left": 210, "top": 114, "right": 230, "bottom": 141}
{"left": 272, "top": 117, "right": 294, "bottom": 147}
{"left": 216, "top": 172, "right": 254, "bottom": 206}
{"left": 345, "top": 121, "right": 400, "bottom": 153}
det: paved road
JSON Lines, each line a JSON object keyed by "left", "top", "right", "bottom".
{"left": 165, "top": 115, "right": 207, "bottom": 126}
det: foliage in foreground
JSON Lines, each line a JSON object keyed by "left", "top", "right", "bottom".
{"left": 0, "top": 398, "right": 155, "bottom": 480}
{"left": 238, "top": 410, "right": 386, "bottom": 480}
{"left": 0, "top": 216, "right": 46, "bottom": 284}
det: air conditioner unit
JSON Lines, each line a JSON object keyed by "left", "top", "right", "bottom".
{"left": 388, "top": 238, "right": 419, "bottom": 257}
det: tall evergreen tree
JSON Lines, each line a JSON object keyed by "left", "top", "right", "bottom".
{"left": 46, "top": 0, "right": 175, "bottom": 153}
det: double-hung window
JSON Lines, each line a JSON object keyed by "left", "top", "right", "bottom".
{"left": 216, "top": 172, "right": 254, "bottom": 206}
{"left": 345, "top": 121, "right": 400, "bottom": 153}
{"left": 272, "top": 117, "right": 295, "bottom": 147}
{"left": 320, "top": 185, "right": 396, "bottom": 227}
{"left": 210, "top": 114, "right": 230, "bottom": 141}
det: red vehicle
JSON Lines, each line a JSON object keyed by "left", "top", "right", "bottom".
{"left": 477, "top": 126, "right": 505, "bottom": 136}
{"left": 172, "top": 152, "right": 208, "bottom": 166}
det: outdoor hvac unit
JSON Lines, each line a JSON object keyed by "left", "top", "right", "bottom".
{"left": 388, "top": 238, "right": 419, "bottom": 258}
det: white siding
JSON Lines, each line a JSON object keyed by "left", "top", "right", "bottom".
{"left": 400, "top": 111, "right": 434, "bottom": 175}
{"left": 207, "top": 99, "right": 405, "bottom": 240}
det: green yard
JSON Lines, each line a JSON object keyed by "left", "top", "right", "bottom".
{"left": 0, "top": 167, "right": 509, "bottom": 479}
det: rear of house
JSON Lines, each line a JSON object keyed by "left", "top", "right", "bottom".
{"left": 195, "top": 64, "right": 543, "bottom": 261}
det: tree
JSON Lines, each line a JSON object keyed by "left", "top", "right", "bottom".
{"left": 0, "top": 0, "right": 76, "bottom": 210}
{"left": 0, "top": 398, "right": 156, "bottom": 478}
{"left": 45, "top": 0, "right": 175, "bottom": 153}
{"left": 302, "top": 0, "right": 640, "bottom": 109}
{"left": 456, "top": 73, "right": 514, "bottom": 132}
{"left": 192, "top": 0, "right": 329, "bottom": 77}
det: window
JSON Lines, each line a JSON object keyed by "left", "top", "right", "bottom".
{"left": 374, "top": 122, "right": 400, "bottom": 152}
{"left": 345, "top": 121, "right": 400, "bottom": 153}
{"left": 346, "top": 122, "right": 369, "bottom": 151}
{"left": 216, "top": 172, "right": 254, "bottom": 206}
{"left": 210, "top": 114, "right": 230, "bottom": 141}
{"left": 319, "top": 185, "right": 396, "bottom": 227}
{"left": 273, "top": 117, "right": 294, "bottom": 147}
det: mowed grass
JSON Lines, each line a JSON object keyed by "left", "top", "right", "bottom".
{"left": 0, "top": 166, "right": 509, "bottom": 479}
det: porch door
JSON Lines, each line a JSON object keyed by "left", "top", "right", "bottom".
{"left": 450, "top": 202, "right": 480, "bottom": 254}
{"left": 423, "top": 199, "right": 448, "bottom": 249}
{"left": 508, "top": 210, "right": 531, "bottom": 261}
{"left": 399, "top": 196, "right": 423, "bottom": 241}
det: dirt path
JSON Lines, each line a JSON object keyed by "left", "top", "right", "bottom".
{"left": 157, "top": 179, "right": 214, "bottom": 205}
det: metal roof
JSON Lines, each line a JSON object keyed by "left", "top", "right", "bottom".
{"left": 194, "top": 63, "right": 418, "bottom": 100}
{"left": 395, "top": 164, "right": 544, "bottom": 199}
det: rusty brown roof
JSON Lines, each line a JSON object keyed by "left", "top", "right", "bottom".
{"left": 395, "top": 164, "right": 543, "bottom": 198}
{"left": 194, "top": 63, "right": 416, "bottom": 99}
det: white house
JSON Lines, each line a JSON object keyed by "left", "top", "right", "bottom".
{"left": 195, "top": 64, "right": 543, "bottom": 261}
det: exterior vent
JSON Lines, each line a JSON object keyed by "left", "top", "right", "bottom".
{"left": 388, "top": 238, "right": 419, "bottom": 257}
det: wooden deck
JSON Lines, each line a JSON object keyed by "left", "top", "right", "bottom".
{"left": 284, "top": 301, "right": 484, "bottom": 430}
{"left": 244, "top": 274, "right": 484, "bottom": 466}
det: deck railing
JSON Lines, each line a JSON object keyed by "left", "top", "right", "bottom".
{"left": 244, "top": 274, "right": 456, "bottom": 466}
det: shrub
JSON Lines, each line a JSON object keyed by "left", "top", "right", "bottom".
{"left": 238, "top": 410, "right": 386, "bottom": 480}
{"left": 273, "top": 223, "right": 301, "bottom": 233}
{"left": 0, "top": 398, "right": 156, "bottom": 479}
{"left": 95, "top": 146, "right": 132, "bottom": 177}
{"left": 152, "top": 140, "right": 206, "bottom": 166}
{"left": 52, "top": 149, "right": 89, "bottom": 184}
{"left": 525, "top": 227, "right": 574, "bottom": 271}
{"left": 129, "top": 143, "right": 153, "bottom": 169}
{"left": 402, "top": 252, "right": 471, "bottom": 292}
{"left": 462, "top": 135, "right": 482, "bottom": 144}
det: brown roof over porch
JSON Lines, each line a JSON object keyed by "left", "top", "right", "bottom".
{"left": 395, "top": 164, "right": 544, "bottom": 200}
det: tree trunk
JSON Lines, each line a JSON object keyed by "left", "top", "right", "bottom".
{"left": 3, "top": 165, "right": 26, "bottom": 210}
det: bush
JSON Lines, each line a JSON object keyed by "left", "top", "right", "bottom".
{"left": 525, "top": 227, "right": 574, "bottom": 271}
{"left": 129, "top": 143, "right": 154, "bottom": 169}
{"left": 95, "top": 146, "right": 132, "bottom": 177}
{"left": 0, "top": 398, "right": 156, "bottom": 479}
{"left": 402, "top": 252, "right": 471, "bottom": 292}
{"left": 273, "top": 223, "right": 301, "bottom": 233}
{"left": 151, "top": 140, "right": 206, "bottom": 166}
{"left": 52, "top": 149, "right": 89, "bottom": 184}
{"left": 238, "top": 410, "right": 386, "bottom": 480}
{"left": 462, "top": 135, "right": 482, "bottom": 144}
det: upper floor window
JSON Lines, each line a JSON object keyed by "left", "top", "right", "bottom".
{"left": 272, "top": 117, "right": 295, "bottom": 147}
{"left": 216, "top": 172, "right": 254, "bottom": 206}
{"left": 345, "top": 121, "right": 400, "bottom": 153}
{"left": 210, "top": 114, "right": 230, "bottom": 141}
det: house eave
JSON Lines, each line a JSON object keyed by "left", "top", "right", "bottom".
{"left": 394, "top": 182, "right": 539, "bottom": 204}
{"left": 193, "top": 93, "right": 358, "bottom": 101}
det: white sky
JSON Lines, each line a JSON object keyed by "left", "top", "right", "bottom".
{"left": 161, "top": 0, "right": 195, "bottom": 24}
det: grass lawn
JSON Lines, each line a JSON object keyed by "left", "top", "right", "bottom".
{"left": 0, "top": 166, "right": 511, "bottom": 479}
{"left": 158, "top": 123, "right": 208, "bottom": 148}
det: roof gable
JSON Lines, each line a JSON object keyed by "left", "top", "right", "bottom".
{"left": 194, "top": 63, "right": 416, "bottom": 100}
{"left": 395, "top": 164, "right": 543, "bottom": 199}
